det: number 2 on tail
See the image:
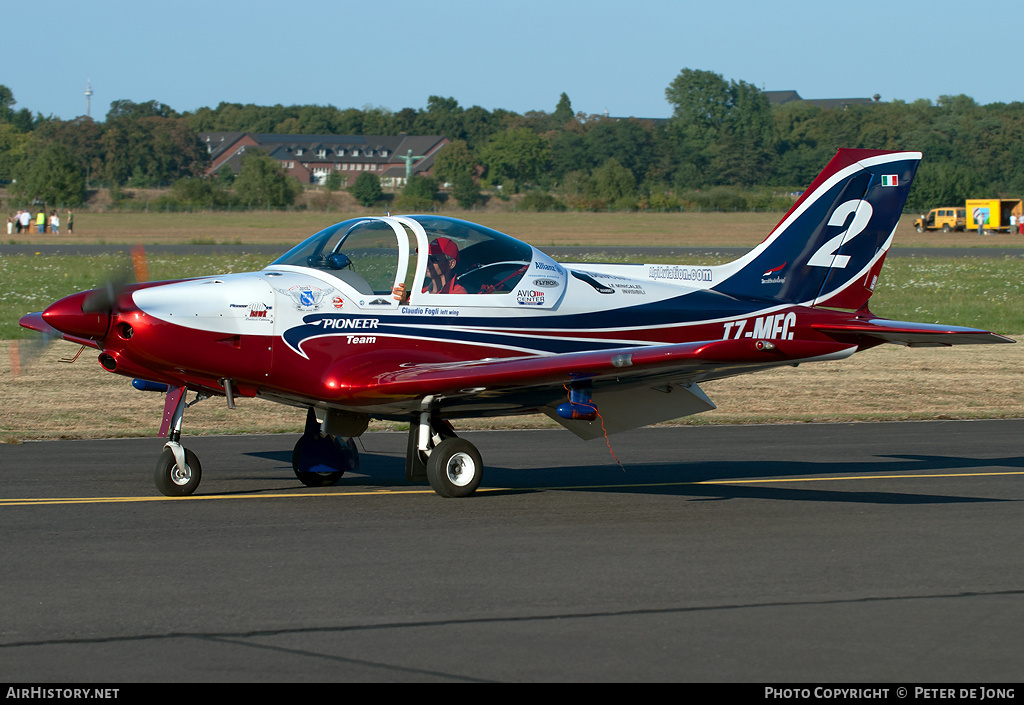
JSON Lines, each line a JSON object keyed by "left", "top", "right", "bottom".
{"left": 807, "top": 199, "right": 873, "bottom": 269}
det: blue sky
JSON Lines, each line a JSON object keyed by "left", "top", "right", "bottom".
{"left": 6, "top": 0, "right": 1021, "bottom": 123}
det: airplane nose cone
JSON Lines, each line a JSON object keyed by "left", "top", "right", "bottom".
{"left": 42, "top": 290, "right": 111, "bottom": 339}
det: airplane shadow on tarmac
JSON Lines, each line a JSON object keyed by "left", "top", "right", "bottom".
{"left": 240, "top": 448, "right": 1023, "bottom": 505}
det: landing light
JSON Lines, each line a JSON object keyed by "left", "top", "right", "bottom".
{"left": 611, "top": 354, "right": 633, "bottom": 368}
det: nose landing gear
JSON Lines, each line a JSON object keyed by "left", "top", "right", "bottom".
{"left": 154, "top": 386, "right": 204, "bottom": 497}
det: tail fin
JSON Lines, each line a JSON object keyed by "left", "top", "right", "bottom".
{"left": 712, "top": 149, "right": 921, "bottom": 309}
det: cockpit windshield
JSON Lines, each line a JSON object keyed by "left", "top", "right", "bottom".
{"left": 270, "top": 218, "right": 401, "bottom": 295}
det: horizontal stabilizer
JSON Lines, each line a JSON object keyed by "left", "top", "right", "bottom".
{"left": 813, "top": 319, "right": 1015, "bottom": 347}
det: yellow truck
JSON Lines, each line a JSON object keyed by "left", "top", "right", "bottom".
{"left": 965, "top": 199, "right": 1023, "bottom": 233}
{"left": 914, "top": 207, "right": 965, "bottom": 233}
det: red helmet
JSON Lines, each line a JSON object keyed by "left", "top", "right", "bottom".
{"left": 429, "top": 237, "right": 459, "bottom": 262}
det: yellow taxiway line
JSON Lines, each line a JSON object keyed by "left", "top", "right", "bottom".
{"left": 1, "top": 470, "right": 1022, "bottom": 507}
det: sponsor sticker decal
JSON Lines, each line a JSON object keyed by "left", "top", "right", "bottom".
{"left": 247, "top": 302, "right": 272, "bottom": 322}
{"left": 517, "top": 288, "right": 545, "bottom": 306}
{"left": 762, "top": 262, "right": 786, "bottom": 284}
{"left": 571, "top": 271, "right": 615, "bottom": 294}
{"left": 533, "top": 261, "right": 563, "bottom": 275}
{"left": 648, "top": 265, "right": 713, "bottom": 283}
{"left": 278, "top": 285, "right": 333, "bottom": 311}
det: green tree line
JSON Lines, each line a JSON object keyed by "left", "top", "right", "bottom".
{"left": 3, "top": 69, "right": 1024, "bottom": 211}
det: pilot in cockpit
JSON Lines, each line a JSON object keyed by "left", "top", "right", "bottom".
{"left": 422, "top": 237, "right": 468, "bottom": 295}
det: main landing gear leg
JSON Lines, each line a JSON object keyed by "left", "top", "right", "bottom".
{"left": 291, "top": 408, "right": 359, "bottom": 487}
{"left": 405, "top": 400, "right": 483, "bottom": 498}
{"left": 154, "top": 386, "right": 202, "bottom": 497}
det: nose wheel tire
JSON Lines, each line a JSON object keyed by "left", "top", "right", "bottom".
{"left": 426, "top": 437, "right": 483, "bottom": 498}
{"left": 155, "top": 446, "right": 202, "bottom": 496}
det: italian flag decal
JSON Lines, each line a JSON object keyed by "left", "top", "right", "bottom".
{"left": 880, "top": 175, "right": 898, "bottom": 186}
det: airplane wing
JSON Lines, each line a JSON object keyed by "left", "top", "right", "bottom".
{"left": 342, "top": 338, "right": 857, "bottom": 401}
{"left": 332, "top": 317, "right": 1010, "bottom": 439}
{"left": 813, "top": 319, "right": 1014, "bottom": 347}
{"left": 332, "top": 338, "right": 858, "bottom": 439}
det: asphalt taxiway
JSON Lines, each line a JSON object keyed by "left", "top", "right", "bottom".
{"left": 1, "top": 419, "right": 1021, "bottom": 682}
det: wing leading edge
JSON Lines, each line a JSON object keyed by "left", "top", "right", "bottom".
{"left": 336, "top": 337, "right": 856, "bottom": 402}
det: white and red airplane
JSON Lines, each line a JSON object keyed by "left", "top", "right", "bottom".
{"left": 20, "top": 149, "right": 1013, "bottom": 497}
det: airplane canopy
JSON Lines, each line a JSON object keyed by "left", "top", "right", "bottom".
{"left": 270, "top": 215, "right": 544, "bottom": 303}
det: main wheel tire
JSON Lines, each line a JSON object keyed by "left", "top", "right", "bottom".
{"left": 292, "top": 435, "right": 352, "bottom": 487}
{"left": 426, "top": 437, "right": 483, "bottom": 498}
{"left": 155, "top": 446, "right": 202, "bottom": 497}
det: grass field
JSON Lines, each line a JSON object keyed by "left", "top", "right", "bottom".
{"left": 6, "top": 209, "right": 1024, "bottom": 248}
{"left": 2, "top": 210, "right": 1021, "bottom": 440}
